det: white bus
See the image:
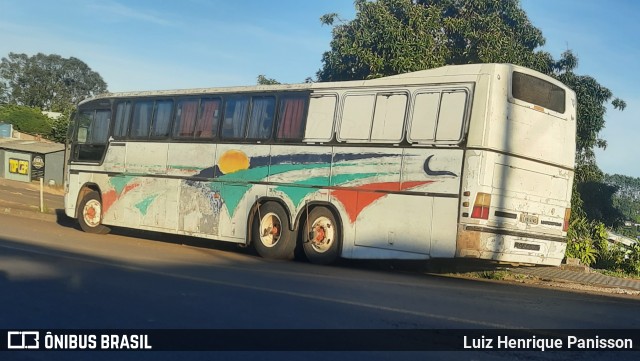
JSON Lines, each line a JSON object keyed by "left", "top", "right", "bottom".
{"left": 64, "top": 63, "right": 576, "bottom": 266}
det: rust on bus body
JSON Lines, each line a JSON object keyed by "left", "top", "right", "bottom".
{"left": 455, "top": 225, "right": 482, "bottom": 258}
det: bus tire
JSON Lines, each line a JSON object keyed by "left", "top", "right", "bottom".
{"left": 302, "top": 207, "right": 340, "bottom": 265}
{"left": 252, "top": 202, "right": 296, "bottom": 260}
{"left": 78, "top": 190, "right": 110, "bottom": 234}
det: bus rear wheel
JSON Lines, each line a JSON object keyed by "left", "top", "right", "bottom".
{"left": 78, "top": 190, "right": 110, "bottom": 234}
{"left": 252, "top": 202, "right": 296, "bottom": 260}
{"left": 303, "top": 207, "right": 340, "bottom": 265}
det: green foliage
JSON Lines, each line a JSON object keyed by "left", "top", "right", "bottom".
{"left": 605, "top": 174, "right": 640, "bottom": 224}
{"left": 318, "top": 0, "right": 451, "bottom": 81}
{"left": 593, "top": 240, "right": 640, "bottom": 277}
{"left": 49, "top": 109, "right": 73, "bottom": 143}
{"left": 624, "top": 244, "right": 640, "bottom": 275}
{"left": 0, "top": 81, "right": 8, "bottom": 104}
{"left": 594, "top": 243, "right": 627, "bottom": 272}
{"left": 317, "top": 0, "right": 554, "bottom": 82}
{"left": 576, "top": 181, "right": 624, "bottom": 227}
{"left": 418, "top": 0, "right": 554, "bottom": 72}
{"left": 567, "top": 215, "right": 640, "bottom": 276}
{"left": 0, "top": 52, "right": 107, "bottom": 112}
{"left": 478, "top": 270, "right": 509, "bottom": 280}
{"left": 566, "top": 216, "right": 609, "bottom": 267}
{"left": 257, "top": 75, "right": 281, "bottom": 85}
{"left": 0, "top": 104, "right": 52, "bottom": 135}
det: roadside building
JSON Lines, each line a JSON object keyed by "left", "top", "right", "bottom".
{"left": 0, "top": 138, "right": 65, "bottom": 185}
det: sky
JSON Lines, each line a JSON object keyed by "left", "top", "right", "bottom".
{"left": 0, "top": 0, "right": 637, "bottom": 177}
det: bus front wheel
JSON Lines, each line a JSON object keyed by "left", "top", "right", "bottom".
{"left": 78, "top": 190, "right": 110, "bottom": 234}
{"left": 252, "top": 202, "right": 296, "bottom": 260}
{"left": 302, "top": 207, "right": 340, "bottom": 265}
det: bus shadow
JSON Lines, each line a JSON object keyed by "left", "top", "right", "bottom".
{"left": 53, "top": 209, "right": 510, "bottom": 275}
{"left": 53, "top": 208, "right": 257, "bottom": 258}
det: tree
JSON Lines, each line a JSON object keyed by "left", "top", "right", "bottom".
{"left": 317, "top": 0, "right": 554, "bottom": 82}
{"left": 317, "top": 0, "right": 449, "bottom": 81}
{"left": 576, "top": 181, "right": 624, "bottom": 227}
{"left": 49, "top": 110, "right": 72, "bottom": 144}
{"left": 0, "top": 53, "right": 107, "bottom": 112}
{"left": 257, "top": 75, "right": 281, "bottom": 85}
{"left": 0, "top": 81, "right": 8, "bottom": 104}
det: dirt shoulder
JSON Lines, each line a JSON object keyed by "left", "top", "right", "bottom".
{"left": 449, "top": 270, "right": 640, "bottom": 298}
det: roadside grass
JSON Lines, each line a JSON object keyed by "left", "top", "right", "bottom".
{"left": 453, "top": 269, "right": 533, "bottom": 282}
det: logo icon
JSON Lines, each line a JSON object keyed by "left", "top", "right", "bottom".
{"left": 7, "top": 331, "right": 40, "bottom": 349}
{"left": 423, "top": 155, "right": 457, "bottom": 177}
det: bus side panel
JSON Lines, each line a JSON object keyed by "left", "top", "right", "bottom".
{"left": 126, "top": 142, "right": 169, "bottom": 175}
{"left": 329, "top": 147, "right": 405, "bottom": 255}
{"left": 268, "top": 145, "right": 332, "bottom": 225}
{"left": 340, "top": 147, "right": 462, "bottom": 259}
{"left": 214, "top": 144, "right": 271, "bottom": 240}
{"left": 64, "top": 172, "right": 81, "bottom": 218}
{"left": 170, "top": 143, "right": 219, "bottom": 236}
{"left": 167, "top": 143, "right": 216, "bottom": 178}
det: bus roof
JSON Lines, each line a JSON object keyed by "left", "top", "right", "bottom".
{"left": 79, "top": 63, "right": 554, "bottom": 105}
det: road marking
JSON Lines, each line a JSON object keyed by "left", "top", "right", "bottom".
{"left": 0, "top": 242, "right": 515, "bottom": 329}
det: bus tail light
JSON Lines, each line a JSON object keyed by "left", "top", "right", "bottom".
{"left": 471, "top": 193, "right": 491, "bottom": 220}
{"left": 563, "top": 208, "right": 571, "bottom": 232}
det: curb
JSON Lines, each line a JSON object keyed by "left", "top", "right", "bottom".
{"left": 1, "top": 205, "right": 59, "bottom": 222}
{"left": 511, "top": 266, "right": 640, "bottom": 292}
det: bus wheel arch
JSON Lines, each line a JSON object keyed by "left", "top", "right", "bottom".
{"left": 250, "top": 200, "right": 296, "bottom": 260}
{"left": 77, "top": 184, "right": 110, "bottom": 235}
{"left": 299, "top": 203, "right": 342, "bottom": 265}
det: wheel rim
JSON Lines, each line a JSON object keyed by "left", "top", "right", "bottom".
{"left": 83, "top": 199, "right": 102, "bottom": 227}
{"left": 309, "top": 216, "right": 334, "bottom": 253}
{"left": 258, "top": 212, "right": 282, "bottom": 247}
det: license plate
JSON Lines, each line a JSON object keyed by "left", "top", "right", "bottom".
{"left": 514, "top": 242, "right": 541, "bottom": 251}
{"left": 520, "top": 214, "right": 539, "bottom": 225}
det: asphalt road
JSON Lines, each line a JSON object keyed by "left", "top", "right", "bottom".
{"left": 0, "top": 213, "right": 639, "bottom": 361}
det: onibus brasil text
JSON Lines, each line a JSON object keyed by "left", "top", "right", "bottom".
{"left": 10, "top": 332, "right": 152, "bottom": 350}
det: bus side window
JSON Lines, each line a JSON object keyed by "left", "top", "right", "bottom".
{"left": 371, "top": 93, "right": 406, "bottom": 142}
{"left": 222, "top": 96, "right": 249, "bottom": 139}
{"left": 339, "top": 94, "right": 375, "bottom": 141}
{"left": 247, "top": 96, "right": 275, "bottom": 140}
{"left": 276, "top": 96, "right": 308, "bottom": 140}
{"left": 173, "top": 99, "right": 199, "bottom": 138}
{"left": 436, "top": 91, "right": 466, "bottom": 142}
{"left": 74, "top": 109, "right": 111, "bottom": 162}
{"left": 304, "top": 94, "right": 336, "bottom": 142}
{"left": 195, "top": 98, "right": 221, "bottom": 139}
{"left": 130, "top": 101, "right": 154, "bottom": 138}
{"left": 409, "top": 92, "right": 439, "bottom": 142}
{"left": 151, "top": 100, "right": 174, "bottom": 138}
{"left": 113, "top": 101, "right": 132, "bottom": 138}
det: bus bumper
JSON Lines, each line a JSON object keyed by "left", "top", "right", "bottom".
{"left": 455, "top": 225, "right": 567, "bottom": 266}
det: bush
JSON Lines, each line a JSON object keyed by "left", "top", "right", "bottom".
{"left": 622, "top": 244, "right": 640, "bottom": 276}
{"left": 0, "top": 104, "right": 52, "bottom": 135}
{"left": 593, "top": 244, "right": 626, "bottom": 272}
{"left": 566, "top": 216, "right": 599, "bottom": 266}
